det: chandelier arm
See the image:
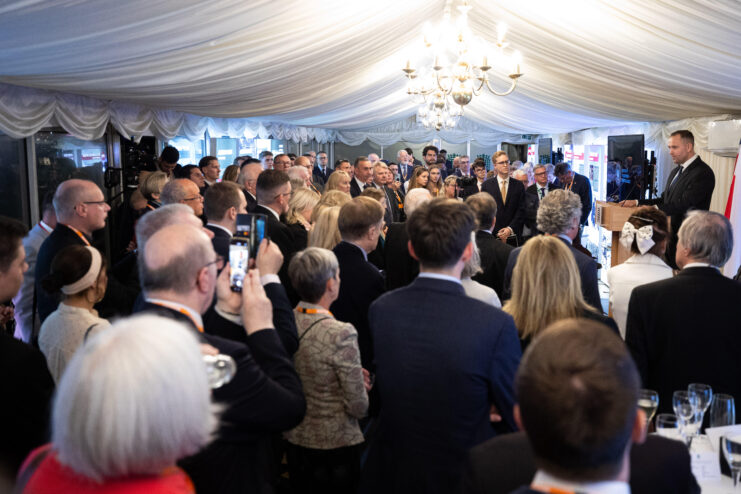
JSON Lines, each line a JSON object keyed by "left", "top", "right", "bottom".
{"left": 483, "top": 77, "right": 519, "bottom": 97}
{"left": 435, "top": 72, "right": 454, "bottom": 95}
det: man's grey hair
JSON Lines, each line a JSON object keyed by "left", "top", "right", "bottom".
{"left": 512, "top": 169, "right": 527, "bottom": 180}
{"left": 287, "top": 166, "right": 309, "bottom": 181}
{"left": 461, "top": 232, "right": 482, "bottom": 278}
{"left": 160, "top": 178, "right": 194, "bottom": 205}
{"left": 534, "top": 164, "right": 547, "bottom": 174}
{"left": 536, "top": 189, "right": 582, "bottom": 234}
{"left": 678, "top": 210, "right": 733, "bottom": 267}
{"left": 396, "top": 149, "right": 408, "bottom": 160}
{"left": 53, "top": 179, "right": 97, "bottom": 222}
{"left": 404, "top": 188, "right": 432, "bottom": 215}
{"left": 288, "top": 247, "right": 339, "bottom": 304}
{"left": 52, "top": 314, "right": 218, "bottom": 481}
{"left": 139, "top": 225, "right": 213, "bottom": 295}
{"left": 135, "top": 204, "right": 193, "bottom": 247}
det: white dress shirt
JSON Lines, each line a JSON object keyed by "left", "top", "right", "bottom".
{"left": 532, "top": 470, "right": 630, "bottom": 494}
{"left": 607, "top": 253, "right": 673, "bottom": 338}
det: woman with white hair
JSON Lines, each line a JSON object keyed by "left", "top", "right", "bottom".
{"left": 38, "top": 245, "right": 110, "bottom": 382}
{"left": 18, "top": 314, "right": 218, "bottom": 493}
{"left": 460, "top": 233, "right": 501, "bottom": 308}
{"left": 286, "top": 247, "right": 369, "bottom": 492}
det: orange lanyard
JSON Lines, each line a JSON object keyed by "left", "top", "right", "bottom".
{"left": 146, "top": 203, "right": 156, "bottom": 211}
{"left": 565, "top": 180, "right": 573, "bottom": 191}
{"left": 149, "top": 300, "right": 204, "bottom": 332}
{"left": 310, "top": 183, "right": 321, "bottom": 196}
{"left": 531, "top": 485, "right": 581, "bottom": 494}
{"left": 296, "top": 307, "right": 333, "bottom": 317}
{"left": 393, "top": 189, "right": 403, "bottom": 208}
{"left": 63, "top": 224, "right": 91, "bottom": 246}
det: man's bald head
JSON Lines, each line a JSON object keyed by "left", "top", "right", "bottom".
{"left": 294, "top": 156, "right": 312, "bottom": 170}
{"left": 239, "top": 163, "right": 263, "bottom": 195}
{"left": 287, "top": 166, "right": 310, "bottom": 184}
{"left": 53, "top": 179, "right": 109, "bottom": 231}
{"left": 139, "top": 224, "right": 215, "bottom": 297}
{"left": 135, "top": 204, "right": 207, "bottom": 247}
{"left": 161, "top": 178, "right": 203, "bottom": 216}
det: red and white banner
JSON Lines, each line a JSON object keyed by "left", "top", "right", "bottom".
{"left": 723, "top": 141, "right": 741, "bottom": 277}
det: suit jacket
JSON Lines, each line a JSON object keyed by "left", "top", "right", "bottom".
{"left": 350, "top": 178, "right": 363, "bottom": 198}
{"left": 461, "top": 431, "right": 699, "bottom": 494}
{"left": 329, "top": 241, "right": 385, "bottom": 370}
{"left": 384, "top": 185, "right": 406, "bottom": 223}
{"left": 205, "top": 224, "right": 231, "bottom": 261}
{"left": 472, "top": 230, "right": 514, "bottom": 299}
{"left": 481, "top": 177, "right": 526, "bottom": 240}
{"left": 0, "top": 333, "right": 54, "bottom": 476}
{"left": 566, "top": 172, "right": 593, "bottom": 225}
{"left": 243, "top": 189, "right": 258, "bottom": 213}
{"left": 35, "top": 224, "right": 138, "bottom": 322}
{"left": 312, "top": 165, "right": 330, "bottom": 184}
{"left": 626, "top": 267, "right": 741, "bottom": 415}
{"left": 360, "top": 277, "right": 521, "bottom": 494}
{"left": 523, "top": 183, "right": 556, "bottom": 236}
{"left": 641, "top": 157, "right": 714, "bottom": 267}
{"left": 254, "top": 205, "right": 297, "bottom": 304}
{"left": 461, "top": 181, "right": 483, "bottom": 199}
{"left": 135, "top": 302, "right": 305, "bottom": 494}
{"left": 12, "top": 223, "right": 51, "bottom": 342}
{"left": 399, "top": 163, "right": 415, "bottom": 182}
{"left": 503, "top": 237, "right": 602, "bottom": 312}
{"left": 383, "top": 223, "right": 419, "bottom": 290}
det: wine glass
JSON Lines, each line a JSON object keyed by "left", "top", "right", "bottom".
{"left": 673, "top": 390, "right": 698, "bottom": 446}
{"left": 688, "top": 383, "right": 713, "bottom": 431}
{"left": 203, "top": 354, "right": 237, "bottom": 389}
{"left": 637, "top": 389, "right": 659, "bottom": 432}
{"left": 710, "top": 394, "right": 736, "bottom": 428}
{"left": 655, "top": 414, "right": 682, "bottom": 442}
{"left": 722, "top": 435, "right": 741, "bottom": 487}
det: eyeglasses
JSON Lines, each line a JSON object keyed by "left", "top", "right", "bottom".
{"left": 203, "top": 255, "right": 225, "bottom": 271}
{"left": 183, "top": 194, "right": 203, "bottom": 202}
{"left": 83, "top": 200, "right": 108, "bottom": 206}
{"left": 496, "top": 160, "right": 511, "bottom": 166}
{"left": 534, "top": 171, "right": 547, "bottom": 176}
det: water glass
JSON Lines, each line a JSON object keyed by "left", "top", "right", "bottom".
{"left": 673, "top": 390, "right": 699, "bottom": 445}
{"left": 689, "top": 383, "right": 713, "bottom": 431}
{"left": 656, "top": 414, "right": 682, "bottom": 442}
{"left": 637, "top": 389, "right": 659, "bottom": 432}
{"left": 722, "top": 435, "right": 741, "bottom": 487}
{"left": 203, "top": 354, "right": 237, "bottom": 389}
{"left": 710, "top": 394, "right": 736, "bottom": 428}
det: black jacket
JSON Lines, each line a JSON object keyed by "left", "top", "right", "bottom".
{"left": 481, "top": 177, "right": 526, "bottom": 241}
{"left": 472, "top": 230, "right": 513, "bottom": 299}
{"left": 384, "top": 223, "right": 418, "bottom": 290}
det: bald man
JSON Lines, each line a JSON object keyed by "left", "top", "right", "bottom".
{"left": 36, "top": 179, "right": 138, "bottom": 321}
{"left": 161, "top": 178, "right": 204, "bottom": 217}
{"left": 135, "top": 223, "right": 305, "bottom": 494}
{"left": 238, "top": 162, "right": 262, "bottom": 212}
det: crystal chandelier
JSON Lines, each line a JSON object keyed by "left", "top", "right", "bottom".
{"left": 403, "top": 0, "right": 524, "bottom": 131}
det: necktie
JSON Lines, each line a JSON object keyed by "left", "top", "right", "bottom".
{"left": 501, "top": 179, "right": 508, "bottom": 205}
{"left": 539, "top": 187, "right": 544, "bottom": 200}
{"left": 668, "top": 166, "right": 683, "bottom": 191}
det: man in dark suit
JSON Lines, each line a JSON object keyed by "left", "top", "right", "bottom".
{"left": 462, "top": 432, "right": 698, "bottom": 494}
{"left": 555, "top": 162, "right": 593, "bottom": 246}
{"left": 254, "top": 169, "right": 297, "bottom": 304}
{"left": 621, "top": 130, "right": 715, "bottom": 268}
{"left": 312, "top": 151, "right": 331, "bottom": 184}
{"left": 455, "top": 155, "right": 472, "bottom": 177}
{"left": 396, "top": 149, "right": 414, "bottom": 182}
{"left": 383, "top": 188, "right": 431, "bottom": 290}
{"left": 626, "top": 211, "right": 741, "bottom": 415}
{"left": 35, "top": 179, "right": 137, "bottom": 322}
{"left": 136, "top": 222, "right": 305, "bottom": 494}
{"left": 461, "top": 160, "right": 487, "bottom": 199}
{"left": 368, "top": 162, "right": 395, "bottom": 226}
{"left": 523, "top": 164, "right": 556, "bottom": 240}
{"left": 503, "top": 189, "right": 602, "bottom": 311}
{"left": 350, "top": 156, "right": 374, "bottom": 198}
{"left": 465, "top": 193, "right": 514, "bottom": 300}
{"left": 203, "top": 181, "right": 247, "bottom": 260}
{"left": 481, "top": 151, "right": 526, "bottom": 245}
{"left": 464, "top": 319, "right": 689, "bottom": 494}
{"left": 360, "top": 199, "right": 521, "bottom": 494}
{"left": 330, "top": 197, "right": 386, "bottom": 371}
{"left": 238, "top": 161, "right": 261, "bottom": 213}
{"left": 0, "top": 217, "right": 55, "bottom": 478}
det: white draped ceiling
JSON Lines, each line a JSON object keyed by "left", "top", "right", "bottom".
{"left": 1, "top": 0, "right": 741, "bottom": 143}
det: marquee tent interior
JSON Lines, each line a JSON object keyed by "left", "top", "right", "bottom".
{"left": 1, "top": 0, "right": 740, "bottom": 215}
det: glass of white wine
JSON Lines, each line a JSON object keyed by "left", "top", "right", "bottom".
{"left": 722, "top": 435, "right": 741, "bottom": 488}
{"left": 638, "top": 389, "right": 659, "bottom": 432}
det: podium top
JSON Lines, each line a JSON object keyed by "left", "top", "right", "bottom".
{"left": 595, "top": 201, "right": 637, "bottom": 231}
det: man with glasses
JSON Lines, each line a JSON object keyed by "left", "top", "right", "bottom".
{"left": 161, "top": 178, "right": 204, "bottom": 218}
{"left": 313, "top": 151, "right": 331, "bottom": 184}
{"left": 273, "top": 153, "right": 292, "bottom": 172}
{"left": 238, "top": 162, "right": 262, "bottom": 212}
{"left": 482, "top": 151, "right": 526, "bottom": 245}
{"left": 456, "top": 155, "right": 471, "bottom": 177}
{"left": 554, "top": 162, "right": 592, "bottom": 246}
{"left": 524, "top": 165, "right": 556, "bottom": 239}
{"left": 35, "top": 179, "right": 137, "bottom": 322}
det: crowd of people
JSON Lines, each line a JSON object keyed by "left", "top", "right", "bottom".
{"left": 1, "top": 130, "right": 739, "bottom": 494}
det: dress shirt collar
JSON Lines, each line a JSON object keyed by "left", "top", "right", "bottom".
{"left": 683, "top": 262, "right": 718, "bottom": 270}
{"left": 556, "top": 233, "right": 573, "bottom": 245}
{"left": 354, "top": 176, "right": 369, "bottom": 191}
{"left": 418, "top": 272, "right": 462, "bottom": 285}
{"left": 205, "top": 179, "right": 216, "bottom": 187}
{"left": 537, "top": 184, "right": 547, "bottom": 192}
{"left": 341, "top": 240, "right": 368, "bottom": 261}
{"left": 246, "top": 190, "right": 256, "bottom": 201}
{"left": 532, "top": 471, "right": 630, "bottom": 494}
{"left": 144, "top": 297, "right": 203, "bottom": 330}
{"left": 206, "top": 223, "right": 233, "bottom": 237}
{"left": 261, "top": 204, "right": 281, "bottom": 221}
{"left": 679, "top": 154, "right": 699, "bottom": 171}
{"left": 497, "top": 175, "right": 509, "bottom": 187}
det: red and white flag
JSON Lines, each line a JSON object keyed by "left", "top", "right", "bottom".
{"left": 723, "top": 140, "right": 741, "bottom": 277}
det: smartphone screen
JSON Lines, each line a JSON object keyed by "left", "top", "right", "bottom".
{"left": 229, "top": 239, "right": 249, "bottom": 292}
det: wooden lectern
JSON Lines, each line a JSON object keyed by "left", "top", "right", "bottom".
{"left": 595, "top": 201, "right": 637, "bottom": 267}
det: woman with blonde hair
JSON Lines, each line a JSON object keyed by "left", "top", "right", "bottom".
{"left": 285, "top": 188, "right": 320, "bottom": 251}
{"left": 324, "top": 170, "right": 352, "bottom": 195}
{"left": 443, "top": 175, "right": 461, "bottom": 200}
{"left": 503, "top": 235, "right": 617, "bottom": 350}
{"left": 221, "top": 164, "right": 240, "bottom": 183}
{"left": 139, "top": 171, "right": 169, "bottom": 210}
{"left": 426, "top": 165, "right": 445, "bottom": 197}
{"left": 308, "top": 206, "right": 341, "bottom": 250}
{"left": 405, "top": 167, "right": 429, "bottom": 193}
{"left": 311, "top": 190, "right": 351, "bottom": 223}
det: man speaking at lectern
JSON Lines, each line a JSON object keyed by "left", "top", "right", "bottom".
{"left": 620, "top": 130, "right": 714, "bottom": 268}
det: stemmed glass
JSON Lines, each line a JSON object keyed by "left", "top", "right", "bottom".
{"left": 637, "top": 389, "right": 659, "bottom": 432}
{"left": 655, "top": 414, "right": 682, "bottom": 442}
{"left": 722, "top": 435, "right": 741, "bottom": 488}
{"left": 203, "top": 354, "right": 237, "bottom": 389}
{"left": 710, "top": 394, "right": 736, "bottom": 428}
{"left": 688, "top": 383, "right": 713, "bottom": 432}
{"left": 673, "top": 390, "right": 699, "bottom": 446}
